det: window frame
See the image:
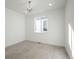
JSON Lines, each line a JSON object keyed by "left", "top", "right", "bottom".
{"left": 34, "top": 16, "right": 48, "bottom": 33}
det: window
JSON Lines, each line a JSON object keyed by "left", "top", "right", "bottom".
{"left": 34, "top": 16, "right": 48, "bottom": 33}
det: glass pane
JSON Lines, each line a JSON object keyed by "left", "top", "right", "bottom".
{"left": 43, "top": 20, "right": 47, "bottom": 31}
{"left": 34, "top": 16, "right": 48, "bottom": 33}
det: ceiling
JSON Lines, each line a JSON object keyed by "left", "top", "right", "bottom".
{"left": 5, "top": 0, "right": 66, "bottom": 14}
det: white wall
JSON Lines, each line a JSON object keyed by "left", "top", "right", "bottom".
{"left": 26, "top": 8, "right": 65, "bottom": 47}
{"left": 5, "top": 8, "right": 26, "bottom": 47}
{"left": 5, "top": 7, "right": 65, "bottom": 47}
{"left": 65, "top": 0, "right": 74, "bottom": 59}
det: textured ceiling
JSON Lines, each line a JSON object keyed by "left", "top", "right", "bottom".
{"left": 5, "top": 0, "right": 66, "bottom": 14}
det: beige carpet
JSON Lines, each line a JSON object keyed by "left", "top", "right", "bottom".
{"left": 5, "top": 40, "right": 69, "bottom": 59}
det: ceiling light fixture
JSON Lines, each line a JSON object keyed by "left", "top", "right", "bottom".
{"left": 49, "top": 3, "right": 52, "bottom": 6}
{"left": 27, "top": 0, "right": 32, "bottom": 13}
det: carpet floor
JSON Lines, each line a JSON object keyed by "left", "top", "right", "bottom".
{"left": 5, "top": 40, "right": 69, "bottom": 59}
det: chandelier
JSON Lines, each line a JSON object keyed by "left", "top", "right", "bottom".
{"left": 27, "top": 0, "right": 32, "bottom": 13}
